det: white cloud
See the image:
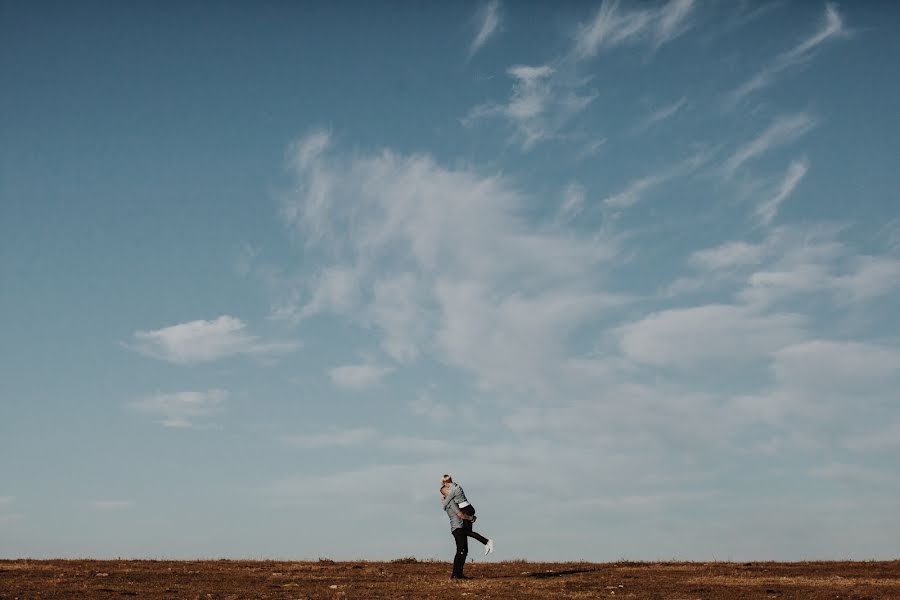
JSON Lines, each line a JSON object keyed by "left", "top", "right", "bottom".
{"left": 130, "top": 390, "right": 228, "bottom": 428}
{"left": 736, "top": 232, "right": 900, "bottom": 308}
{"left": 772, "top": 340, "right": 900, "bottom": 395}
{"left": 618, "top": 304, "right": 806, "bottom": 369}
{"left": 681, "top": 226, "right": 900, "bottom": 309}
{"left": 604, "top": 149, "right": 712, "bottom": 209}
{"left": 883, "top": 218, "right": 900, "bottom": 254}
{"left": 463, "top": 64, "right": 596, "bottom": 150}
{"left": 380, "top": 436, "right": 451, "bottom": 454}
{"left": 809, "top": 462, "right": 896, "bottom": 486}
{"left": 91, "top": 500, "right": 135, "bottom": 510}
{"left": 558, "top": 182, "right": 586, "bottom": 221}
{"left": 574, "top": 0, "right": 695, "bottom": 59}
{"left": 271, "top": 266, "right": 361, "bottom": 324}
{"left": 830, "top": 255, "right": 900, "bottom": 304}
{"left": 369, "top": 273, "right": 430, "bottom": 363}
{"left": 723, "top": 113, "right": 815, "bottom": 178}
{"left": 755, "top": 158, "right": 809, "bottom": 226}
{"left": 732, "top": 339, "right": 900, "bottom": 428}
{"left": 282, "top": 428, "right": 378, "bottom": 448}
{"left": 469, "top": 0, "right": 501, "bottom": 58}
{"left": 127, "top": 316, "right": 300, "bottom": 365}
{"left": 0, "top": 513, "right": 24, "bottom": 524}
{"left": 843, "top": 422, "right": 900, "bottom": 452}
{"left": 409, "top": 392, "right": 453, "bottom": 424}
{"left": 690, "top": 241, "right": 765, "bottom": 270}
{"left": 436, "top": 282, "right": 626, "bottom": 393}
{"left": 280, "top": 132, "right": 622, "bottom": 392}
{"left": 328, "top": 363, "right": 394, "bottom": 391}
{"left": 578, "top": 136, "right": 608, "bottom": 159}
{"left": 653, "top": 0, "right": 696, "bottom": 49}
{"left": 726, "top": 3, "right": 846, "bottom": 106}
{"left": 281, "top": 427, "right": 450, "bottom": 456}
{"left": 635, "top": 96, "right": 687, "bottom": 132}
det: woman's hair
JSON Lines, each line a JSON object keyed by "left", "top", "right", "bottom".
{"left": 442, "top": 474, "right": 453, "bottom": 484}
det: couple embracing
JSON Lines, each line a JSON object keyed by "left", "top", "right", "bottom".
{"left": 440, "top": 474, "right": 494, "bottom": 580}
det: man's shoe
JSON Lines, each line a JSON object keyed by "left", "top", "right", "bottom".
{"left": 450, "top": 575, "right": 471, "bottom": 580}
{"left": 484, "top": 539, "right": 494, "bottom": 555}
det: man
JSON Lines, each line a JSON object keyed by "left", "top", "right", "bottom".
{"left": 441, "top": 475, "right": 494, "bottom": 554}
{"left": 442, "top": 481, "right": 473, "bottom": 580}
{"left": 441, "top": 476, "right": 494, "bottom": 580}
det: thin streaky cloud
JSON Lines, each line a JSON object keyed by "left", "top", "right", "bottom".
{"left": 574, "top": 0, "right": 696, "bottom": 59}
{"left": 558, "top": 182, "right": 586, "bottom": 220}
{"left": 91, "top": 500, "right": 135, "bottom": 510}
{"left": 463, "top": 64, "right": 595, "bottom": 150}
{"left": 653, "top": 0, "right": 695, "bottom": 49}
{"left": 281, "top": 428, "right": 450, "bottom": 455}
{"left": 578, "top": 136, "right": 607, "bottom": 159}
{"left": 328, "top": 363, "right": 394, "bottom": 391}
{"left": 723, "top": 113, "right": 814, "bottom": 179}
{"left": 409, "top": 393, "right": 453, "bottom": 424}
{"left": 809, "top": 462, "right": 896, "bottom": 486}
{"left": 0, "top": 514, "right": 24, "bottom": 524}
{"left": 726, "top": 3, "right": 846, "bottom": 107}
{"left": 690, "top": 241, "right": 766, "bottom": 271}
{"left": 604, "top": 149, "right": 712, "bottom": 209}
{"left": 469, "top": 0, "right": 501, "bottom": 58}
{"left": 282, "top": 428, "right": 378, "bottom": 448}
{"left": 756, "top": 158, "right": 809, "bottom": 226}
{"left": 130, "top": 390, "right": 228, "bottom": 428}
{"left": 635, "top": 96, "right": 687, "bottom": 132}
{"left": 781, "top": 3, "right": 845, "bottom": 63}
{"left": 126, "top": 315, "right": 300, "bottom": 365}
{"left": 701, "top": 1, "right": 785, "bottom": 45}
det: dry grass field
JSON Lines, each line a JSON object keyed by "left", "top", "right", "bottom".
{"left": 2, "top": 559, "right": 899, "bottom": 599}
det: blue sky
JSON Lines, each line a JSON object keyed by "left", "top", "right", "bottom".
{"left": 2, "top": 0, "right": 899, "bottom": 561}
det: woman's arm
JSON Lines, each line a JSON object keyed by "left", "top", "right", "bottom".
{"left": 441, "top": 484, "right": 458, "bottom": 509}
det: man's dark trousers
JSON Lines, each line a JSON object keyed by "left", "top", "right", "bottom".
{"left": 452, "top": 527, "right": 468, "bottom": 577}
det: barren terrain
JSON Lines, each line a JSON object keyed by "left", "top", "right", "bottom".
{"left": 2, "top": 559, "right": 899, "bottom": 599}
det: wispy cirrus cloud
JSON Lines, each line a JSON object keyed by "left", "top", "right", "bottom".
{"left": 282, "top": 428, "right": 377, "bottom": 448}
{"left": 463, "top": 0, "right": 693, "bottom": 151}
{"left": 809, "top": 462, "right": 896, "bottom": 486}
{"left": 723, "top": 113, "right": 815, "bottom": 178}
{"left": 738, "top": 246, "right": 900, "bottom": 308}
{"left": 755, "top": 158, "right": 809, "bottom": 226}
{"left": 328, "top": 363, "right": 394, "bottom": 391}
{"left": 469, "top": 0, "right": 502, "bottom": 58}
{"left": 281, "top": 427, "right": 450, "bottom": 455}
{"left": 126, "top": 315, "right": 300, "bottom": 365}
{"left": 408, "top": 391, "right": 453, "bottom": 424}
{"left": 463, "top": 64, "right": 596, "bottom": 150}
{"left": 675, "top": 224, "right": 900, "bottom": 308}
{"left": 278, "top": 130, "right": 623, "bottom": 393}
{"left": 618, "top": 304, "right": 806, "bottom": 369}
{"left": 574, "top": 0, "right": 696, "bottom": 59}
{"left": 690, "top": 241, "right": 766, "bottom": 271}
{"left": 91, "top": 500, "right": 135, "bottom": 510}
{"left": 725, "top": 3, "right": 847, "bottom": 107}
{"left": 634, "top": 96, "right": 687, "bottom": 133}
{"left": 603, "top": 149, "right": 713, "bottom": 210}
{"left": 130, "top": 390, "right": 227, "bottom": 428}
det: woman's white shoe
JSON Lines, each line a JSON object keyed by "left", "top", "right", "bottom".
{"left": 484, "top": 539, "right": 494, "bottom": 555}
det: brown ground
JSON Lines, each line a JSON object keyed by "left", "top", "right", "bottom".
{"left": 2, "top": 559, "right": 899, "bottom": 599}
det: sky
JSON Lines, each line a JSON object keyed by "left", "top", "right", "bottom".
{"left": 2, "top": 0, "right": 900, "bottom": 561}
